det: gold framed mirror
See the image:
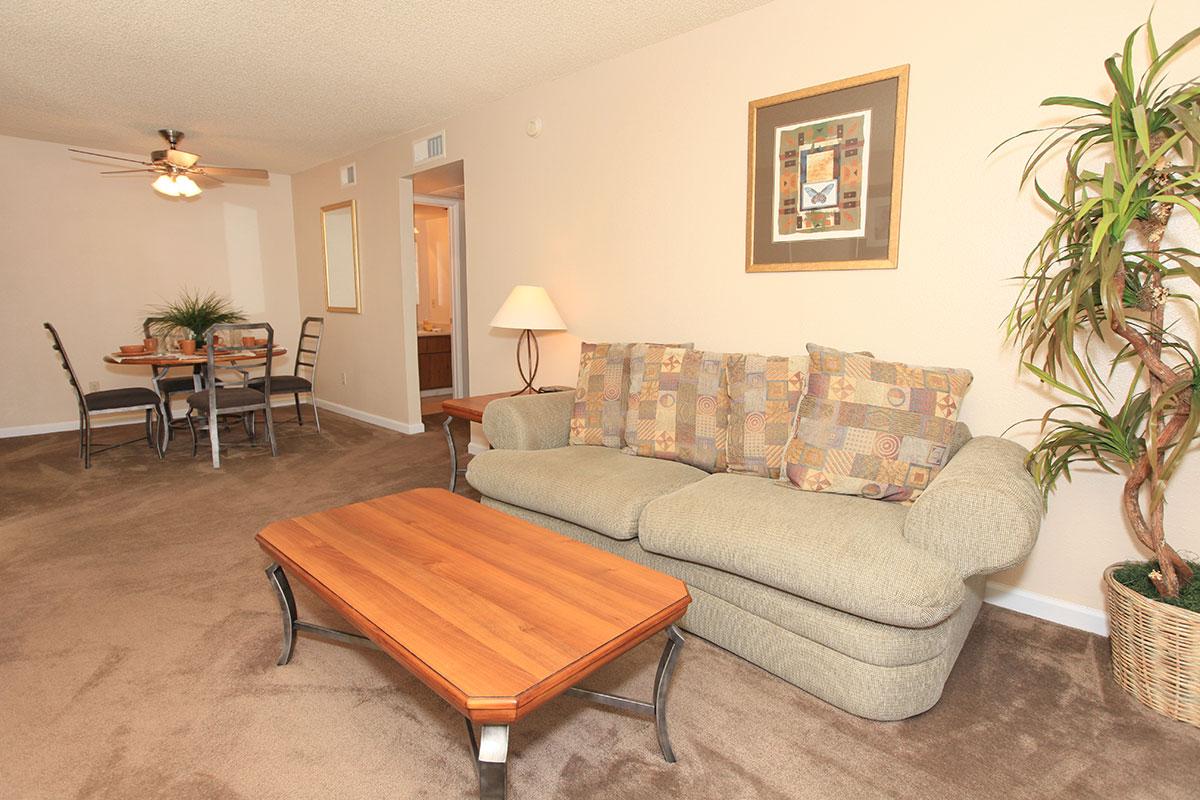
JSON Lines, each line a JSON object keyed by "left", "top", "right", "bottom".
{"left": 321, "top": 200, "right": 361, "bottom": 313}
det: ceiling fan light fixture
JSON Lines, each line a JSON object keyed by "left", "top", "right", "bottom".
{"left": 174, "top": 174, "right": 201, "bottom": 197}
{"left": 151, "top": 173, "right": 202, "bottom": 198}
{"left": 151, "top": 173, "right": 181, "bottom": 197}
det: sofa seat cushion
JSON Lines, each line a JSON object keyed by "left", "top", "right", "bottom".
{"left": 638, "top": 473, "right": 964, "bottom": 627}
{"left": 467, "top": 446, "right": 707, "bottom": 540}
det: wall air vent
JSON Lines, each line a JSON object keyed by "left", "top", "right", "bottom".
{"left": 339, "top": 163, "right": 357, "bottom": 187}
{"left": 412, "top": 131, "right": 445, "bottom": 164}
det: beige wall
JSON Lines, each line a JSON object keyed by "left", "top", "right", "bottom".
{"left": 0, "top": 134, "right": 301, "bottom": 432}
{"left": 290, "top": 141, "right": 422, "bottom": 430}
{"left": 288, "top": 0, "right": 1200, "bottom": 613}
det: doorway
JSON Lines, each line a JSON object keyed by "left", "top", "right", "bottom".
{"left": 407, "top": 160, "right": 468, "bottom": 416}
{"left": 414, "top": 200, "right": 453, "bottom": 411}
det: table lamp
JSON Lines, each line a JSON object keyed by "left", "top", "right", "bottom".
{"left": 489, "top": 285, "right": 566, "bottom": 394}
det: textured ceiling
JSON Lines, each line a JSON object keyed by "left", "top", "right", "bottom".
{"left": 0, "top": 0, "right": 769, "bottom": 174}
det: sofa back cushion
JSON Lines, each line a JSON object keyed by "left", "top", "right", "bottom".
{"left": 570, "top": 341, "right": 692, "bottom": 448}
{"left": 724, "top": 353, "right": 808, "bottom": 478}
{"left": 781, "top": 344, "right": 973, "bottom": 502}
{"left": 623, "top": 345, "right": 729, "bottom": 472}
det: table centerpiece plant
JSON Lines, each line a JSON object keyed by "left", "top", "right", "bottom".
{"left": 149, "top": 289, "right": 245, "bottom": 351}
{"left": 1001, "top": 18, "right": 1200, "bottom": 725}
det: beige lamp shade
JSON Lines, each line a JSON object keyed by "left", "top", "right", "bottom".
{"left": 489, "top": 285, "right": 566, "bottom": 331}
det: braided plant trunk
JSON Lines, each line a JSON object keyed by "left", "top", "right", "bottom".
{"left": 1111, "top": 223, "right": 1195, "bottom": 597}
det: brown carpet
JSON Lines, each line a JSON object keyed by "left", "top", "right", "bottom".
{"left": 1, "top": 412, "right": 1197, "bottom": 800}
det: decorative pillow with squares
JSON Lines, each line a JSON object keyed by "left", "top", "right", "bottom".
{"left": 623, "top": 345, "right": 729, "bottom": 472}
{"left": 569, "top": 341, "right": 691, "bottom": 448}
{"left": 781, "top": 344, "right": 973, "bottom": 502}
{"left": 725, "top": 353, "right": 808, "bottom": 478}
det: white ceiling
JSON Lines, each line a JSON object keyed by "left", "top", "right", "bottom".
{"left": 0, "top": 0, "right": 769, "bottom": 174}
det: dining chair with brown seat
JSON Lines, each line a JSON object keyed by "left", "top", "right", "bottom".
{"left": 185, "top": 322, "right": 278, "bottom": 469}
{"left": 245, "top": 316, "right": 324, "bottom": 432}
{"left": 43, "top": 322, "right": 165, "bottom": 469}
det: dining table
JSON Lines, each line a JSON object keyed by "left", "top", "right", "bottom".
{"left": 103, "top": 346, "right": 288, "bottom": 449}
{"left": 103, "top": 346, "right": 288, "bottom": 391}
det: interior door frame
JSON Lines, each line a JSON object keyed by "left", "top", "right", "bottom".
{"left": 413, "top": 194, "right": 467, "bottom": 396}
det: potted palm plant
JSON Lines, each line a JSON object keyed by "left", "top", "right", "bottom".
{"left": 149, "top": 286, "right": 243, "bottom": 352}
{"left": 149, "top": 289, "right": 244, "bottom": 353}
{"left": 1004, "top": 18, "right": 1200, "bottom": 726}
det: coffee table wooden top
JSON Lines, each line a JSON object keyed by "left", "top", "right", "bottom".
{"left": 255, "top": 488, "right": 690, "bottom": 724}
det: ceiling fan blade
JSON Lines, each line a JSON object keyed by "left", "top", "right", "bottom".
{"left": 194, "top": 165, "right": 269, "bottom": 179}
{"left": 100, "top": 169, "right": 159, "bottom": 174}
{"left": 67, "top": 148, "right": 154, "bottom": 166}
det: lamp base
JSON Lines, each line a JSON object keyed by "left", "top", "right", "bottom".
{"left": 513, "top": 329, "right": 539, "bottom": 395}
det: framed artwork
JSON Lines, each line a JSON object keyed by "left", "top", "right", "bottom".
{"left": 745, "top": 65, "right": 909, "bottom": 272}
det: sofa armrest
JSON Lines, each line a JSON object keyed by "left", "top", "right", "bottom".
{"left": 902, "top": 436, "right": 1042, "bottom": 578}
{"left": 481, "top": 391, "right": 574, "bottom": 451}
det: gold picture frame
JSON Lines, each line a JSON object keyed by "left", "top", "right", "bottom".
{"left": 746, "top": 65, "right": 909, "bottom": 272}
{"left": 321, "top": 200, "right": 362, "bottom": 313}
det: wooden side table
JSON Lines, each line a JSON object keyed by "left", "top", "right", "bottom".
{"left": 440, "top": 391, "right": 524, "bottom": 492}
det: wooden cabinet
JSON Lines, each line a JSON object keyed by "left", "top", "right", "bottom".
{"left": 418, "top": 334, "right": 452, "bottom": 390}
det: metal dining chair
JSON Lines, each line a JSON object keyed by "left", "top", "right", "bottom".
{"left": 246, "top": 316, "right": 324, "bottom": 432}
{"left": 142, "top": 317, "right": 202, "bottom": 440}
{"left": 43, "top": 322, "right": 165, "bottom": 469}
{"left": 184, "top": 322, "right": 279, "bottom": 469}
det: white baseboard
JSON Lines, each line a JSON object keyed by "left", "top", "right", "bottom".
{"left": 315, "top": 399, "right": 425, "bottom": 435}
{"left": 0, "top": 397, "right": 298, "bottom": 439}
{"left": 984, "top": 582, "right": 1109, "bottom": 636}
{"left": 0, "top": 419, "right": 101, "bottom": 438}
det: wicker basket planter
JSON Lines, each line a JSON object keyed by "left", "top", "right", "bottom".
{"left": 1105, "top": 565, "right": 1200, "bottom": 727}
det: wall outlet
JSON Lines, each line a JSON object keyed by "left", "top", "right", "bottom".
{"left": 88, "top": 380, "right": 100, "bottom": 392}
{"left": 340, "top": 372, "right": 348, "bottom": 386}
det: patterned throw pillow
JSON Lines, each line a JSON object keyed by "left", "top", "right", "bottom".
{"left": 570, "top": 342, "right": 631, "bottom": 447}
{"left": 725, "top": 353, "right": 808, "bottom": 478}
{"left": 570, "top": 341, "right": 693, "bottom": 448}
{"left": 781, "top": 344, "right": 973, "bottom": 502}
{"left": 623, "top": 345, "right": 729, "bottom": 472}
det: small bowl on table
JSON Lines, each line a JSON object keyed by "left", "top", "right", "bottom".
{"left": 119, "top": 344, "right": 147, "bottom": 355}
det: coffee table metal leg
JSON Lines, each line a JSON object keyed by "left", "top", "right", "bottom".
{"left": 443, "top": 416, "right": 458, "bottom": 492}
{"left": 653, "top": 624, "right": 685, "bottom": 763}
{"left": 565, "top": 624, "right": 685, "bottom": 763}
{"left": 465, "top": 719, "right": 508, "bottom": 799}
{"left": 266, "top": 563, "right": 297, "bottom": 666}
{"left": 477, "top": 724, "right": 509, "bottom": 800}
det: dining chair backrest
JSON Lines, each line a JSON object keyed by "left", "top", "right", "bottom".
{"left": 43, "top": 322, "right": 87, "bottom": 413}
{"left": 295, "top": 316, "right": 324, "bottom": 380}
{"left": 202, "top": 322, "right": 274, "bottom": 410}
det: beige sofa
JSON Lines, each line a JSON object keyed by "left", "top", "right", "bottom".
{"left": 466, "top": 391, "right": 1042, "bottom": 721}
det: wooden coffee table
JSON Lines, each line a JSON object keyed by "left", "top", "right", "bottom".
{"left": 255, "top": 488, "right": 691, "bottom": 799}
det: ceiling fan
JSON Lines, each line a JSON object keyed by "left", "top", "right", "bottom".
{"left": 68, "top": 129, "right": 269, "bottom": 198}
